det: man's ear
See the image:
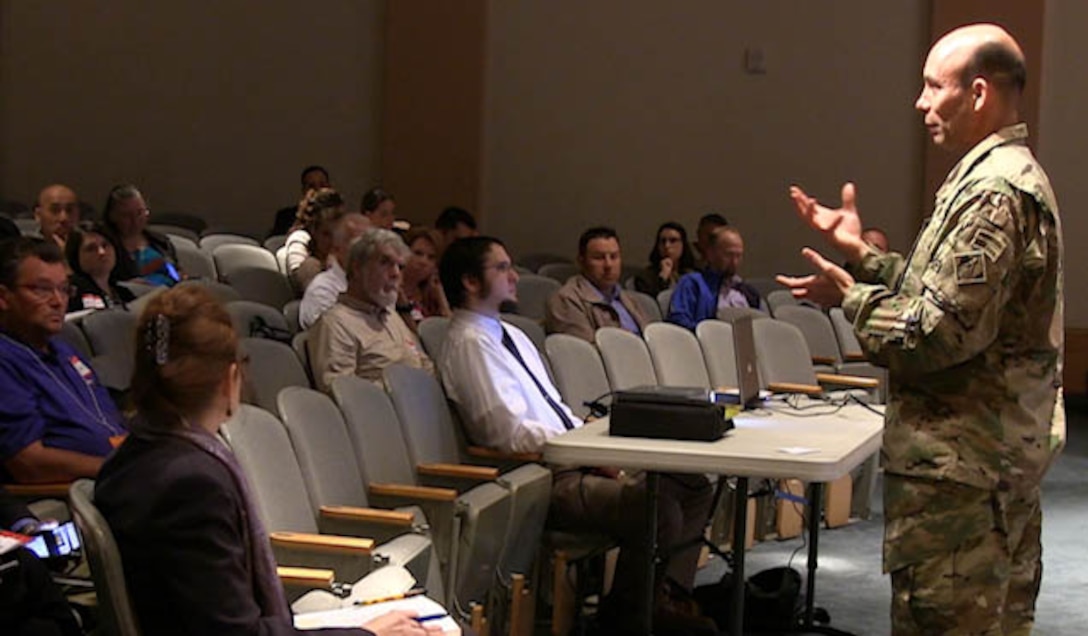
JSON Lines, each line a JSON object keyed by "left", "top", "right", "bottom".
{"left": 971, "top": 77, "right": 989, "bottom": 112}
{"left": 461, "top": 273, "right": 480, "bottom": 296}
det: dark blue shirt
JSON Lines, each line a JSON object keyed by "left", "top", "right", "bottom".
{"left": 0, "top": 332, "right": 126, "bottom": 482}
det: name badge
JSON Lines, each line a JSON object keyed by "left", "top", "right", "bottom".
{"left": 81, "top": 294, "right": 106, "bottom": 310}
{"left": 69, "top": 356, "right": 95, "bottom": 384}
{"left": 109, "top": 434, "right": 128, "bottom": 449}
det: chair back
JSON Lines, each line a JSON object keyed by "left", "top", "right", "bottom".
{"left": 628, "top": 290, "right": 663, "bottom": 323}
{"left": 175, "top": 279, "right": 241, "bottom": 304}
{"left": 545, "top": 333, "right": 611, "bottom": 419}
{"left": 264, "top": 235, "right": 287, "bottom": 253}
{"left": 751, "top": 318, "right": 819, "bottom": 387}
{"left": 277, "top": 387, "right": 370, "bottom": 513}
{"left": 82, "top": 309, "right": 137, "bottom": 391}
{"left": 150, "top": 225, "right": 200, "bottom": 244}
{"left": 219, "top": 405, "right": 318, "bottom": 533}
{"left": 60, "top": 319, "right": 93, "bottom": 360}
{"left": 227, "top": 300, "right": 291, "bottom": 339}
{"left": 199, "top": 233, "right": 259, "bottom": 252}
{"left": 715, "top": 306, "right": 768, "bottom": 323}
{"left": 331, "top": 375, "right": 418, "bottom": 486}
{"left": 513, "top": 274, "right": 560, "bottom": 321}
{"left": 644, "top": 322, "right": 710, "bottom": 388}
{"left": 595, "top": 327, "right": 657, "bottom": 390}
{"left": 537, "top": 262, "right": 579, "bottom": 283}
{"left": 829, "top": 307, "right": 864, "bottom": 359}
{"left": 226, "top": 267, "right": 295, "bottom": 310}
{"left": 656, "top": 288, "right": 674, "bottom": 317}
{"left": 774, "top": 305, "right": 841, "bottom": 367}
{"left": 149, "top": 211, "right": 207, "bottom": 234}
{"left": 291, "top": 330, "right": 315, "bottom": 385}
{"left": 239, "top": 338, "right": 311, "bottom": 413}
{"left": 70, "top": 479, "right": 142, "bottom": 636}
{"left": 283, "top": 299, "right": 302, "bottom": 334}
{"left": 765, "top": 289, "right": 799, "bottom": 316}
{"left": 516, "top": 252, "right": 570, "bottom": 272}
{"left": 213, "top": 243, "right": 279, "bottom": 280}
{"left": 695, "top": 319, "right": 739, "bottom": 388}
{"left": 384, "top": 364, "right": 462, "bottom": 466}
{"left": 417, "top": 316, "right": 451, "bottom": 359}
{"left": 173, "top": 239, "right": 217, "bottom": 280}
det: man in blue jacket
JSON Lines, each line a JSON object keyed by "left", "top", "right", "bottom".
{"left": 667, "top": 225, "right": 762, "bottom": 329}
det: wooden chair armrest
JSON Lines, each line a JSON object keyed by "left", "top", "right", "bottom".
{"left": 811, "top": 355, "right": 837, "bottom": 366}
{"left": 815, "top": 373, "right": 880, "bottom": 389}
{"left": 767, "top": 381, "right": 824, "bottom": 396}
{"left": 369, "top": 482, "right": 458, "bottom": 502}
{"left": 843, "top": 352, "right": 867, "bottom": 362}
{"left": 269, "top": 531, "right": 374, "bottom": 555}
{"left": 466, "top": 446, "right": 542, "bottom": 463}
{"left": 4, "top": 483, "right": 72, "bottom": 498}
{"left": 277, "top": 566, "right": 334, "bottom": 589}
{"left": 319, "top": 505, "right": 414, "bottom": 527}
{"left": 417, "top": 462, "right": 498, "bottom": 481}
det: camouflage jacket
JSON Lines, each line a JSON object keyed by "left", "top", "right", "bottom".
{"left": 843, "top": 124, "right": 1064, "bottom": 493}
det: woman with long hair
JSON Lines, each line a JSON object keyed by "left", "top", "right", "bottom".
{"left": 398, "top": 228, "right": 450, "bottom": 326}
{"left": 65, "top": 221, "right": 135, "bottom": 312}
{"left": 94, "top": 285, "right": 431, "bottom": 635}
{"left": 101, "top": 185, "right": 182, "bottom": 287}
{"left": 284, "top": 188, "right": 344, "bottom": 292}
{"left": 633, "top": 221, "right": 695, "bottom": 297}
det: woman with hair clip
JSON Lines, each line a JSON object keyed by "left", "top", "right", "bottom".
{"left": 283, "top": 188, "right": 345, "bottom": 293}
{"left": 633, "top": 221, "right": 696, "bottom": 297}
{"left": 94, "top": 285, "right": 434, "bottom": 636}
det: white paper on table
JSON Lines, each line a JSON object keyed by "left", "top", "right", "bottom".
{"left": 293, "top": 595, "right": 459, "bottom": 634}
{"left": 778, "top": 446, "right": 820, "bottom": 455}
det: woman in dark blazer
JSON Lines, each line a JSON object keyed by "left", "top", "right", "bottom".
{"left": 94, "top": 285, "right": 430, "bottom": 636}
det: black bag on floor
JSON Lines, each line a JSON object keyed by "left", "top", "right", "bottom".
{"left": 693, "top": 566, "right": 803, "bottom": 632}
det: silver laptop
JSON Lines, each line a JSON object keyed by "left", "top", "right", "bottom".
{"left": 731, "top": 315, "right": 761, "bottom": 409}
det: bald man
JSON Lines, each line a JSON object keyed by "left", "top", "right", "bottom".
{"left": 779, "top": 25, "right": 1062, "bottom": 634}
{"left": 33, "top": 185, "right": 80, "bottom": 248}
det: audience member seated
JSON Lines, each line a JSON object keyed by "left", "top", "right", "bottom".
{"left": 298, "top": 213, "right": 370, "bottom": 330}
{"left": 269, "top": 165, "right": 331, "bottom": 238}
{"left": 862, "top": 226, "right": 889, "bottom": 252}
{"left": 633, "top": 221, "right": 697, "bottom": 298}
{"left": 668, "top": 225, "right": 762, "bottom": 330}
{"left": 438, "top": 237, "right": 714, "bottom": 633}
{"left": 691, "top": 212, "right": 728, "bottom": 268}
{"left": 283, "top": 187, "right": 345, "bottom": 293}
{"left": 434, "top": 206, "right": 478, "bottom": 253}
{"left": 398, "top": 228, "right": 451, "bottom": 326}
{"left": 361, "top": 187, "right": 396, "bottom": 230}
{"left": 544, "top": 226, "right": 649, "bottom": 342}
{"left": 95, "top": 285, "right": 426, "bottom": 636}
{"left": 102, "top": 185, "right": 181, "bottom": 287}
{"left": 0, "top": 238, "right": 126, "bottom": 484}
{"left": 310, "top": 229, "right": 433, "bottom": 392}
{"left": 33, "top": 184, "right": 81, "bottom": 251}
{"left": 65, "top": 221, "right": 136, "bottom": 313}
{"left": 0, "top": 493, "right": 83, "bottom": 635}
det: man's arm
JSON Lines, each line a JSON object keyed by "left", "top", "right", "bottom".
{"left": 298, "top": 275, "right": 339, "bottom": 330}
{"left": 665, "top": 276, "right": 699, "bottom": 330}
{"left": 443, "top": 336, "right": 559, "bottom": 454}
{"left": 309, "top": 312, "right": 360, "bottom": 393}
{"left": 5, "top": 441, "right": 104, "bottom": 483}
{"left": 844, "top": 190, "right": 1028, "bottom": 377}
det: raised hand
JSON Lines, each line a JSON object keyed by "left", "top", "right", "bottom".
{"left": 659, "top": 256, "right": 674, "bottom": 281}
{"left": 775, "top": 247, "right": 855, "bottom": 308}
{"left": 789, "top": 183, "right": 866, "bottom": 263}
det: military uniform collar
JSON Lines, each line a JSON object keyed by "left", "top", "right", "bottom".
{"left": 938, "top": 123, "right": 1029, "bottom": 199}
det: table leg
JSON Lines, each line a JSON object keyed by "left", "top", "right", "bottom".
{"left": 641, "top": 471, "right": 660, "bottom": 635}
{"left": 731, "top": 476, "right": 749, "bottom": 636}
{"left": 804, "top": 482, "right": 822, "bottom": 628}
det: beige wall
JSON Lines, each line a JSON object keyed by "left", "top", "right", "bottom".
{"left": 1039, "top": 0, "right": 1086, "bottom": 327}
{"left": 482, "top": 1, "right": 929, "bottom": 278}
{"left": 0, "top": 1, "right": 384, "bottom": 236}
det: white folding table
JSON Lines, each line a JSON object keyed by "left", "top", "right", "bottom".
{"left": 544, "top": 401, "right": 883, "bottom": 635}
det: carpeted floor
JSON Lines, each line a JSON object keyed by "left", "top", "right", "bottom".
{"left": 695, "top": 398, "right": 1088, "bottom": 635}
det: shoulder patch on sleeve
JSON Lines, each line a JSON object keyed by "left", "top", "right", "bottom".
{"left": 954, "top": 250, "right": 987, "bottom": 285}
{"left": 971, "top": 226, "right": 1009, "bottom": 262}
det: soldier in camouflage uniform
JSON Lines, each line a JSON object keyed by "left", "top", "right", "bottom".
{"left": 778, "top": 24, "right": 1064, "bottom": 635}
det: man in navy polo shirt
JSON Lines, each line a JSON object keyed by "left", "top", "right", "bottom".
{"left": 0, "top": 238, "right": 125, "bottom": 484}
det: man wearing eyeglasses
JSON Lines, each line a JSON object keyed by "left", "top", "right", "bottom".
{"left": 0, "top": 238, "right": 126, "bottom": 485}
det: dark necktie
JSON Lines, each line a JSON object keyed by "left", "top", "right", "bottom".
{"left": 501, "top": 327, "right": 575, "bottom": 431}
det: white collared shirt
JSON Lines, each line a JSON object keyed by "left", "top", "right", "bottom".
{"left": 440, "top": 309, "right": 582, "bottom": 454}
{"left": 299, "top": 260, "right": 347, "bottom": 330}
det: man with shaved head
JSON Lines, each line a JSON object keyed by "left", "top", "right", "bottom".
{"left": 779, "top": 25, "right": 1062, "bottom": 634}
{"left": 33, "top": 184, "right": 80, "bottom": 248}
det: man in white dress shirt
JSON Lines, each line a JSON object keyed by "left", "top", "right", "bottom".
{"left": 298, "top": 212, "right": 369, "bottom": 330}
{"left": 438, "top": 236, "right": 714, "bottom": 633}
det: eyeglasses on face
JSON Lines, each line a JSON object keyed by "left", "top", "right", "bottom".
{"left": 17, "top": 283, "right": 77, "bottom": 301}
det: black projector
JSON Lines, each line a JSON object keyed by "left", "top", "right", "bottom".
{"left": 609, "top": 386, "right": 733, "bottom": 441}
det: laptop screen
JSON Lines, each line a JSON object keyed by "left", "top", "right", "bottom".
{"left": 732, "top": 315, "right": 761, "bottom": 409}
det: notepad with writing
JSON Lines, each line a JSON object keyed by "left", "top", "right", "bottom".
{"left": 293, "top": 596, "right": 459, "bottom": 634}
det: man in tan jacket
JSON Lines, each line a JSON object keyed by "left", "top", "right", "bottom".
{"left": 545, "top": 226, "right": 649, "bottom": 342}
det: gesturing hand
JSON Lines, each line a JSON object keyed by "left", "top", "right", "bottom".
{"left": 775, "top": 248, "right": 855, "bottom": 308}
{"left": 789, "top": 183, "right": 867, "bottom": 263}
{"left": 363, "top": 610, "right": 442, "bottom": 636}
